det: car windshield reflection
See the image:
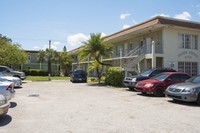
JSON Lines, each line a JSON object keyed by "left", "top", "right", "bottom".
{"left": 151, "top": 73, "right": 169, "bottom": 81}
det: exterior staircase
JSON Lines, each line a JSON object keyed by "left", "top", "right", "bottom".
{"left": 123, "top": 45, "right": 146, "bottom": 72}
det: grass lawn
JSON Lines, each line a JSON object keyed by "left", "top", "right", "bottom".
{"left": 26, "top": 76, "right": 70, "bottom": 81}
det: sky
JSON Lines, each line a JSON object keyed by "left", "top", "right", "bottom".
{"left": 1, "top": 0, "right": 200, "bottom": 52}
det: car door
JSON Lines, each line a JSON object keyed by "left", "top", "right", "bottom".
{"left": 163, "top": 74, "right": 180, "bottom": 89}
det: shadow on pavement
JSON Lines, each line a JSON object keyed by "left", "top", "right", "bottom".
{"left": 137, "top": 93, "right": 165, "bottom": 98}
{"left": 0, "top": 115, "right": 12, "bottom": 126}
{"left": 14, "top": 86, "right": 23, "bottom": 89}
{"left": 9, "top": 102, "right": 17, "bottom": 108}
{"left": 168, "top": 99, "right": 199, "bottom": 107}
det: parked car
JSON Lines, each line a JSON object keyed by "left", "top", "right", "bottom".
{"left": 165, "top": 75, "right": 200, "bottom": 105}
{"left": 0, "top": 94, "right": 10, "bottom": 117}
{"left": 135, "top": 72, "right": 191, "bottom": 96}
{"left": 0, "top": 81, "right": 15, "bottom": 100}
{"left": 0, "top": 73, "right": 22, "bottom": 88}
{"left": 70, "top": 69, "right": 87, "bottom": 83}
{"left": 123, "top": 68, "right": 176, "bottom": 90}
{"left": 0, "top": 66, "right": 26, "bottom": 80}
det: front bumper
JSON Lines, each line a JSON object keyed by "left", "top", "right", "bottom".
{"left": 123, "top": 81, "right": 137, "bottom": 87}
{"left": 0, "top": 102, "right": 10, "bottom": 116}
{"left": 135, "top": 86, "right": 154, "bottom": 93}
{"left": 14, "top": 80, "right": 22, "bottom": 87}
{"left": 165, "top": 91, "right": 197, "bottom": 102}
{"left": 3, "top": 90, "right": 15, "bottom": 100}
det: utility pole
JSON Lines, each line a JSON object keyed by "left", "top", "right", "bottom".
{"left": 48, "top": 40, "right": 52, "bottom": 80}
{"left": 49, "top": 40, "right": 51, "bottom": 49}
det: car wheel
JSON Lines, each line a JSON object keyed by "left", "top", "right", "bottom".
{"left": 196, "top": 94, "right": 200, "bottom": 105}
{"left": 128, "top": 87, "right": 135, "bottom": 91}
{"left": 14, "top": 75, "right": 20, "bottom": 79}
{"left": 153, "top": 86, "right": 164, "bottom": 97}
{"left": 141, "top": 92, "right": 147, "bottom": 95}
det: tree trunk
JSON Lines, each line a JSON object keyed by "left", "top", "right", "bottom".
{"left": 48, "top": 58, "right": 51, "bottom": 75}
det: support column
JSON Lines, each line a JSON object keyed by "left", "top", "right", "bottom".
{"left": 152, "top": 41, "right": 156, "bottom": 68}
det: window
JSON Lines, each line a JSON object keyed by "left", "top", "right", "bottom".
{"left": 191, "top": 35, "right": 198, "bottom": 49}
{"left": 180, "top": 74, "right": 191, "bottom": 81}
{"left": 178, "top": 62, "right": 198, "bottom": 76}
{"left": 178, "top": 34, "right": 198, "bottom": 50}
{"left": 168, "top": 74, "right": 180, "bottom": 81}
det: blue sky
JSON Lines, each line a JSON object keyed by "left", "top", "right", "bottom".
{"left": 1, "top": 0, "right": 200, "bottom": 51}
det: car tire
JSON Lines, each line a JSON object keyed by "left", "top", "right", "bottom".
{"left": 141, "top": 92, "right": 147, "bottom": 95}
{"left": 196, "top": 94, "right": 200, "bottom": 105}
{"left": 14, "top": 75, "right": 20, "bottom": 79}
{"left": 128, "top": 87, "right": 135, "bottom": 91}
{"left": 153, "top": 86, "right": 164, "bottom": 97}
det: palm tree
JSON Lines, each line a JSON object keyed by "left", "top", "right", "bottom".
{"left": 59, "top": 46, "right": 72, "bottom": 76}
{"left": 37, "top": 50, "right": 45, "bottom": 69}
{"left": 88, "top": 61, "right": 103, "bottom": 84}
{"left": 45, "top": 48, "right": 57, "bottom": 75}
{"left": 79, "top": 33, "right": 113, "bottom": 66}
{"left": 37, "top": 48, "right": 58, "bottom": 75}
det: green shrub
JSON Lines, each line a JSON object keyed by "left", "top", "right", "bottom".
{"left": 23, "top": 69, "right": 49, "bottom": 76}
{"left": 105, "top": 67, "right": 124, "bottom": 87}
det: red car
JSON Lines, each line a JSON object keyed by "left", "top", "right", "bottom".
{"left": 135, "top": 72, "right": 191, "bottom": 96}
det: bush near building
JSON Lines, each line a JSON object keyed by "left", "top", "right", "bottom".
{"left": 105, "top": 67, "right": 124, "bottom": 87}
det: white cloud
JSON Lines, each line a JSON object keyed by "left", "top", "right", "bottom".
{"left": 151, "top": 13, "right": 170, "bottom": 18}
{"left": 67, "top": 33, "right": 89, "bottom": 47}
{"left": 42, "top": 44, "right": 57, "bottom": 50}
{"left": 132, "top": 20, "right": 138, "bottom": 25}
{"left": 198, "top": 12, "right": 200, "bottom": 16}
{"left": 123, "top": 24, "right": 130, "bottom": 29}
{"left": 39, "top": 41, "right": 63, "bottom": 51}
{"left": 174, "top": 11, "right": 191, "bottom": 20}
{"left": 101, "top": 32, "right": 107, "bottom": 37}
{"left": 120, "top": 13, "right": 131, "bottom": 20}
{"left": 33, "top": 46, "right": 40, "bottom": 50}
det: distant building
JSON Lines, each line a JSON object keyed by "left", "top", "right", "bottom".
{"left": 12, "top": 50, "right": 60, "bottom": 72}
{"left": 71, "top": 16, "right": 200, "bottom": 77}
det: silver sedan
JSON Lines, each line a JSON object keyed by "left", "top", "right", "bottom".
{"left": 0, "top": 94, "right": 9, "bottom": 117}
{"left": 0, "top": 73, "right": 22, "bottom": 87}
{"left": 165, "top": 75, "right": 200, "bottom": 105}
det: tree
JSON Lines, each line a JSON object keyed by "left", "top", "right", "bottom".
{"left": 59, "top": 46, "right": 72, "bottom": 76}
{"left": 88, "top": 61, "right": 103, "bottom": 84}
{"left": 37, "top": 50, "right": 46, "bottom": 69}
{"left": 79, "top": 33, "right": 113, "bottom": 66}
{"left": 0, "top": 34, "right": 27, "bottom": 66}
{"left": 37, "top": 48, "right": 58, "bottom": 75}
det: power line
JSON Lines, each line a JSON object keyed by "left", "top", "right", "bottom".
{"left": 11, "top": 37, "right": 67, "bottom": 43}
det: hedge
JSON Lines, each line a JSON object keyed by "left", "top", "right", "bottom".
{"left": 105, "top": 67, "right": 124, "bottom": 87}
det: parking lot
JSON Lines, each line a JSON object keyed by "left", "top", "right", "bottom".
{"left": 0, "top": 81, "right": 200, "bottom": 133}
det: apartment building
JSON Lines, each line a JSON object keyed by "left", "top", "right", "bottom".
{"left": 72, "top": 16, "right": 200, "bottom": 76}
{"left": 12, "top": 50, "right": 60, "bottom": 72}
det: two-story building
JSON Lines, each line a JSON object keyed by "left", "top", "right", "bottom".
{"left": 12, "top": 50, "right": 60, "bottom": 72}
{"left": 71, "top": 16, "right": 200, "bottom": 77}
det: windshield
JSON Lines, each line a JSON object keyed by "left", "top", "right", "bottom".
{"left": 140, "top": 69, "right": 154, "bottom": 77}
{"left": 187, "top": 75, "right": 200, "bottom": 83}
{"left": 5, "top": 66, "right": 13, "bottom": 72}
{"left": 151, "top": 73, "right": 169, "bottom": 81}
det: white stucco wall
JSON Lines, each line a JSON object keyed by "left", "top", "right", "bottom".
{"left": 162, "top": 27, "right": 200, "bottom": 73}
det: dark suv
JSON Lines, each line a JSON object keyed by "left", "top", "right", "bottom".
{"left": 70, "top": 69, "right": 87, "bottom": 83}
{"left": 0, "top": 66, "right": 26, "bottom": 80}
{"left": 123, "top": 68, "right": 176, "bottom": 90}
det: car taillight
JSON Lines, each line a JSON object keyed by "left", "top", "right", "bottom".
{"left": 6, "top": 85, "right": 13, "bottom": 91}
